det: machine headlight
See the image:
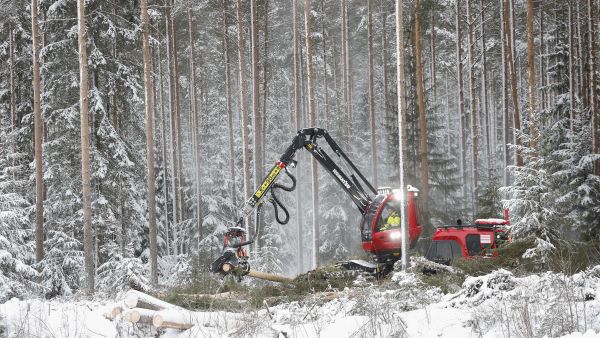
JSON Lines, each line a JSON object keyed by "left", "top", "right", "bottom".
{"left": 389, "top": 231, "right": 402, "bottom": 240}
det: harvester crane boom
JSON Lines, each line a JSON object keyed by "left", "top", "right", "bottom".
{"left": 238, "top": 128, "right": 376, "bottom": 226}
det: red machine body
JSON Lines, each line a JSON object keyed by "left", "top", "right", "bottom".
{"left": 426, "top": 214, "right": 511, "bottom": 264}
{"left": 360, "top": 187, "right": 422, "bottom": 262}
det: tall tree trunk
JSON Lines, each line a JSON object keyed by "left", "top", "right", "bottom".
{"left": 304, "top": 0, "right": 319, "bottom": 269}
{"left": 382, "top": 2, "right": 389, "bottom": 139}
{"left": 187, "top": 3, "right": 203, "bottom": 247}
{"left": 236, "top": 0, "right": 252, "bottom": 231}
{"left": 165, "top": 4, "right": 179, "bottom": 254}
{"left": 466, "top": 0, "right": 478, "bottom": 211}
{"left": 321, "top": 0, "right": 329, "bottom": 130}
{"left": 414, "top": 0, "right": 429, "bottom": 229}
{"left": 261, "top": 0, "right": 270, "bottom": 174}
{"left": 77, "top": 0, "right": 94, "bottom": 294}
{"left": 32, "top": 0, "right": 44, "bottom": 264}
{"left": 539, "top": 0, "right": 546, "bottom": 111}
{"left": 156, "top": 24, "right": 170, "bottom": 256}
{"left": 223, "top": 0, "right": 237, "bottom": 215}
{"left": 251, "top": 0, "right": 263, "bottom": 246}
{"left": 292, "top": 0, "right": 304, "bottom": 273}
{"left": 526, "top": 0, "right": 537, "bottom": 158}
{"left": 10, "top": 26, "right": 16, "bottom": 131}
{"left": 479, "top": 0, "right": 491, "bottom": 172}
{"left": 141, "top": 0, "right": 157, "bottom": 286}
{"left": 340, "top": 0, "right": 349, "bottom": 140}
{"left": 455, "top": 0, "right": 467, "bottom": 198}
{"left": 367, "top": 0, "right": 378, "bottom": 187}
{"left": 577, "top": 2, "right": 586, "bottom": 104}
{"left": 171, "top": 0, "right": 184, "bottom": 229}
{"left": 569, "top": 2, "right": 575, "bottom": 131}
{"left": 500, "top": 0, "right": 509, "bottom": 185}
{"left": 503, "top": 0, "right": 523, "bottom": 167}
{"left": 588, "top": 0, "right": 600, "bottom": 175}
{"left": 396, "top": 0, "right": 409, "bottom": 270}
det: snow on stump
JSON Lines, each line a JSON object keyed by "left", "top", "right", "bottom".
{"left": 152, "top": 309, "right": 195, "bottom": 330}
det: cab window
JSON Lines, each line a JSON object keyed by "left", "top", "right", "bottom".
{"left": 376, "top": 200, "right": 401, "bottom": 232}
{"left": 466, "top": 234, "right": 482, "bottom": 256}
{"left": 425, "top": 240, "right": 463, "bottom": 265}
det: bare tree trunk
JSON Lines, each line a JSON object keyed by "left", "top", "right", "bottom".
{"left": 223, "top": 0, "right": 237, "bottom": 215}
{"left": 456, "top": 0, "right": 467, "bottom": 198}
{"left": 156, "top": 24, "right": 170, "bottom": 256}
{"left": 382, "top": 2, "right": 389, "bottom": 131}
{"left": 236, "top": 0, "right": 252, "bottom": 231}
{"left": 414, "top": 0, "right": 429, "bottom": 228}
{"left": 187, "top": 2, "right": 203, "bottom": 247}
{"left": 569, "top": 2, "right": 575, "bottom": 132}
{"left": 577, "top": 2, "right": 586, "bottom": 104}
{"left": 321, "top": 0, "right": 329, "bottom": 130}
{"left": 467, "top": 0, "right": 478, "bottom": 212}
{"left": 165, "top": 4, "right": 179, "bottom": 254}
{"left": 367, "top": 0, "right": 378, "bottom": 187}
{"left": 250, "top": 0, "right": 263, "bottom": 246}
{"left": 396, "top": 0, "right": 409, "bottom": 270}
{"left": 500, "top": 0, "right": 509, "bottom": 185}
{"left": 32, "top": 0, "right": 44, "bottom": 264}
{"left": 588, "top": 0, "right": 600, "bottom": 175}
{"left": 171, "top": 0, "right": 184, "bottom": 229}
{"left": 261, "top": 0, "right": 270, "bottom": 175}
{"left": 292, "top": 0, "right": 304, "bottom": 273}
{"left": 304, "top": 0, "right": 319, "bottom": 269}
{"left": 341, "top": 0, "right": 349, "bottom": 139}
{"left": 526, "top": 0, "right": 537, "bottom": 158}
{"left": 141, "top": 0, "right": 157, "bottom": 286}
{"left": 10, "top": 26, "right": 16, "bottom": 131}
{"left": 479, "top": 0, "right": 490, "bottom": 172}
{"left": 77, "top": 0, "right": 94, "bottom": 294}
{"left": 539, "top": 0, "right": 546, "bottom": 111}
{"left": 503, "top": 0, "right": 523, "bottom": 167}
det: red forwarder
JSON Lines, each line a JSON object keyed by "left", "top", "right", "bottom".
{"left": 425, "top": 210, "right": 511, "bottom": 265}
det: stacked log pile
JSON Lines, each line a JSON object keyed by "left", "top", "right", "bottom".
{"left": 103, "top": 290, "right": 195, "bottom": 330}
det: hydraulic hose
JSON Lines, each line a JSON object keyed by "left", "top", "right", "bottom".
{"left": 270, "top": 168, "right": 296, "bottom": 225}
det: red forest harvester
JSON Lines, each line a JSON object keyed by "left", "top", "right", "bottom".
{"left": 210, "top": 128, "right": 423, "bottom": 277}
{"left": 425, "top": 210, "right": 511, "bottom": 265}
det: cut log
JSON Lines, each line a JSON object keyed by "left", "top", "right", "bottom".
{"left": 102, "top": 302, "right": 124, "bottom": 321}
{"left": 122, "top": 308, "right": 157, "bottom": 325}
{"left": 124, "top": 290, "right": 176, "bottom": 311}
{"left": 152, "top": 309, "right": 195, "bottom": 330}
{"left": 247, "top": 269, "right": 292, "bottom": 283}
{"left": 177, "top": 291, "right": 240, "bottom": 300}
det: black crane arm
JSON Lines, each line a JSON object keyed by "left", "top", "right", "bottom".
{"left": 239, "top": 128, "right": 376, "bottom": 225}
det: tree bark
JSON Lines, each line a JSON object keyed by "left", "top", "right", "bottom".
{"left": 569, "top": 2, "right": 575, "bottom": 132}
{"left": 165, "top": 4, "right": 179, "bottom": 254}
{"left": 32, "top": 0, "right": 44, "bottom": 264}
{"left": 367, "top": 0, "right": 378, "bottom": 187}
{"left": 526, "top": 0, "right": 537, "bottom": 158}
{"left": 156, "top": 24, "right": 170, "bottom": 256}
{"left": 187, "top": 3, "right": 203, "bottom": 247}
{"left": 251, "top": 0, "right": 263, "bottom": 246}
{"left": 466, "top": 0, "right": 478, "bottom": 211}
{"left": 304, "top": 0, "right": 319, "bottom": 269}
{"left": 77, "top": 0, "right": 94, "bottom": 294}
{"left": 479, "top": 0, "right": 491, "bottom": 171}
{"left": 455, "top": 0, "right": 467, "bottom": 198}
{"left": 236, "top": 0, "right": 253, "bottom": 231}
{"left": 503, "top": 0, "right": 523, "bottom": 167}
{"left": 321, "top": 0, "right": 329, "bottom": 130}
{"left": 141, "top": 0, "right": 158, "bottom": 286}
{"left": 9, "top": 26, "right": 16, "bottom": 132}
{"left": 396, "top": 0, "right": 409, "bottom": 270}
{"left": 500, "top": 0, "right": 509, "bottom": 185}
{"left": 292, "top": 0, "right": 304, "bottom": 273}
{"left": 170, "top": 0, "right": 184, "bottom": 229}
{"left": 588, "top": 0, "right": 600, "bottom": 175}
{"left": 223, "top": 0, "right": 237, "bottom": 216}
{"left": 414, "top": 0, "right": 429, "bottom": 229}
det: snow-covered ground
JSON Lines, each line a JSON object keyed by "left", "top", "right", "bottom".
{"left": 2, "top": 266, "right": 600, "bottom": 338}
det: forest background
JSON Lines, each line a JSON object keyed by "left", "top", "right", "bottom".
{"left": 0, "top": 0, "right": 599, "bottom": 299}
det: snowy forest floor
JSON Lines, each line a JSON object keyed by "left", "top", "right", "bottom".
{"left": 2, "top": 247, "right": 600, "bottom": 338}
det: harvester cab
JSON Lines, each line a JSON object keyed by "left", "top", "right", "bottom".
{"left": 425, "top": 211, "right": 511, "bottom": 265}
